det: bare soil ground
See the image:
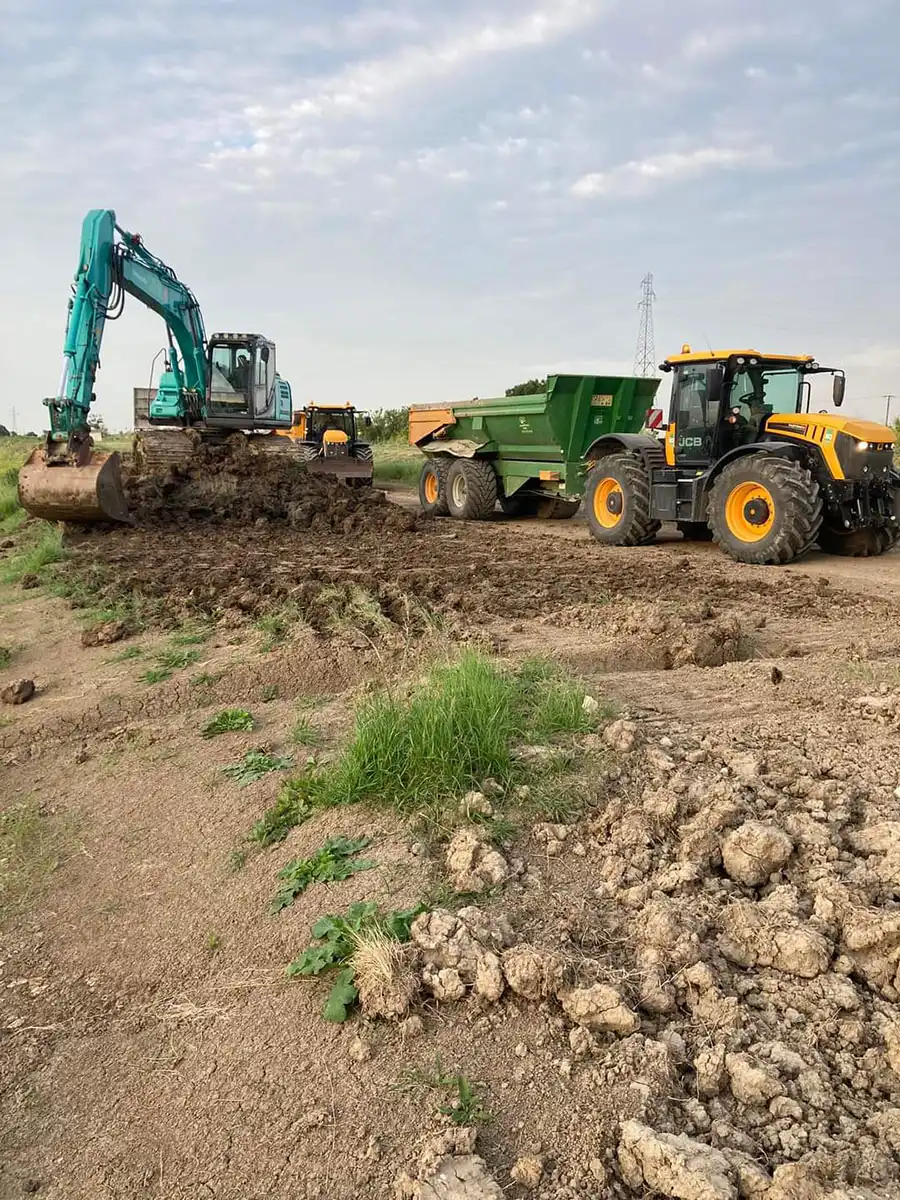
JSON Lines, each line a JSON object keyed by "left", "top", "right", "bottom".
{"left": 3, "top": 453, "right": 900, "bottom": 1200}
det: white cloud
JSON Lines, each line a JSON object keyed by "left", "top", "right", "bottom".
{"left": 572, "top": 144, "right": 775, "bottom": 198}
{"left": 230, "top": 1, "right": 606, "bottom": 153}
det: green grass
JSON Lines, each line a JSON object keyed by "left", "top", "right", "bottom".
{"left": 1, "top": 523, "right": 67, "bottom": 585}
{"left": 291, "top": 715, "right": 323, "bottom": 747}
{"left": 223, "top": 749, "right": 294, "bottom": 787}
{"left": 256, "top": 607, "right": 299, "bottom": 652}
{"left": 0, "top": 645, "right": 12, "bottom": 669}
{"left": 108, "top": 645, "right": 144, "bottom": 663}
{"left": 248, "top": 651, "right": 596, "bottom": 845}
{"left": 201, "top": 708, "right": 255, "bottom": 738}
{"left": 139, "top": 647, "right": 201, "bottom": 684}
{"left": 396, "top": 1055, "right": 491, "bottom": 1127}
{"left": 373, "top": 445, "right": 423, "bottom": 487}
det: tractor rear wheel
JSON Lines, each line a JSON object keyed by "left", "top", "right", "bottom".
{"left": 585, "top": 454, "right": 660, "bottom": 546}
{"left": 446, "top": 458, "right": 498, "bottom": 520}
{"left": 709, "top": 456, "right": 822, "bottom": 565}
{"left": 419, "top": 458, "right": 450, "bottom": 516}
{"left": 817, "top": 524, "right": 897, "bottom": 557}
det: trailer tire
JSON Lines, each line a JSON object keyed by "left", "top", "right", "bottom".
{"left": 419, "top": 458, "right": 450, "bottom": 516}
{"left": 446, "top": 458, "right": 498, "bottom": 520}
{"left": 709, "top": 456, "right": 822, "bottom": 565}
{"left": 499, "top": 492, "right": 535, "bottom": 518}
{"left": 585, "top": 454, "right": 660, "bottom": 546}
{"left": 536, "top": 497, "right": 581, "bottom": 520}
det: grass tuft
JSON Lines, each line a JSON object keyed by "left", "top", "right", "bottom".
{"left": 201, "top": 708, "right": 255, "bottom": 738}
{"left": 223, "top": 749, "right": 294, "bottom": 787}
{"left": 1, "top": 524, "right": 66, "bottom": 585}
{"left": 139, "top": 647, "right": 201, "bottom": 684}
{"left": 286, "top": 900, "right": 424, "bottom": 1022}
{"left": 291, "top": 715, "right": 323, "bottom": 747}
{"left": 0, "top": 801, "right": 72, "bottom": 922}
{"left": 246, "top": 651, "right": 598, "bottom": 844}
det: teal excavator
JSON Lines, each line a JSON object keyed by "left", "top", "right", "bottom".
{"left": 18, "top": 209, "right": 299, "bottom": 523}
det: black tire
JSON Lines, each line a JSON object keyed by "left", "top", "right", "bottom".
{"left": 419, "top": 458, "right": 450, "bottom": 516}
{"left": 709, "top": 456, "right": 823, "bottom": 565}
{"left": 818, "top": 524, "right": 897, "bottom": 557}
{"left": 294, "top": 442, "right": 320, "bottom": 464}
{"left": 499, "top": 492, "right": 536, "bottom": 518}
{"left": 355, "top": 443, "right": 374, "bottom": 464}
{"left": 446, "top": 458, "right": 498, "bottom": 520}
{"left": 536, "top": 497, "right": 581, "bottom": 520}
{"left": 585, "top": 454, "right": 660, "bottom": 546}
{"left": 677, "top": 521, "right": 714, "bottom": 542}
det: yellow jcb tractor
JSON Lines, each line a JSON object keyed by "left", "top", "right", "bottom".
{"left": 584, "top": 347, "right": 899, "bottom": 565}
{"left": 275, "top": 401, "right": 374, "bottom": 486}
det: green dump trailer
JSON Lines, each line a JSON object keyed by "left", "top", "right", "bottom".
{"left": 408, "top": 373, "right": 662, "bottom": 519}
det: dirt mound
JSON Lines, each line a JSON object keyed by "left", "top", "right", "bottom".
{"left": 399, "top": 713, "right": 900, "bottom": 1196}
{"left": 123, "top": 437, "right": 421, "bottom": 535}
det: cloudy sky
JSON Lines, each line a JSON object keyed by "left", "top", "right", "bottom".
{"left": 2, "top": 0, "right": 898, "bottom": 432}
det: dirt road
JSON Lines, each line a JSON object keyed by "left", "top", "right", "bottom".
{"left": 3, "top": 488, "right": 900, "bottom": 1199}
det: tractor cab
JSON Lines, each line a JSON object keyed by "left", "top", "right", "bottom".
{"left": 659, "top": 347, "right": 847, "bottom": 468}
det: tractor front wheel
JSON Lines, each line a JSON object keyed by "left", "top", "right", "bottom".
{"left": 709, "top": 456, "right": 822, "bottom": 565}
{"left": 817, "top": 524, "right": 898, "bottom": 557}
{"left": 419, "top": 458, "right": 450, "bottom": 516}
{"left": 585, "top": 454, "right": 659, "bottom": 546}
{"left": 446, "top": 458, "right": 498, "bottom": 520}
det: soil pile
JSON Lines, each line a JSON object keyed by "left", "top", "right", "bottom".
{"left": 123, "top": 437, "right": 421, "bottom": 535}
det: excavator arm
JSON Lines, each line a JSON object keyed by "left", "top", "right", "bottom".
{"left": 20, "top": 208, "right": 210, "bottom": 523}
{"left": 48, "top": 208, "right": 208, "bottom": 444}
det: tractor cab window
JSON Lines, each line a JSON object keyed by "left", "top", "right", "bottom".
{"left": 672, "top": 364, "right": 720, "bottom": 463}
{"left": 306, "top": 409, "right": 353, "bottom": 442}
{"left": 727, "top": 367, "right": 802, "bottom": 441}
{"left": 208, "top": 344, "right": 252, "bottom": 417}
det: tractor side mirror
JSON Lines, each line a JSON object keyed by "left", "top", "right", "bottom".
{"left": 832, "top": 375, "right": 845, "bottom": 407}
{"left": 364, "top": 415, "right": 372, "bottom": 427}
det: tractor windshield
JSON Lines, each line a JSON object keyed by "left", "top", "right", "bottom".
{"left": 728, "top": 366, "right": 801, "bottom": 438}
{"left": 306, "top": 409, "right": 354, "bottom": 441}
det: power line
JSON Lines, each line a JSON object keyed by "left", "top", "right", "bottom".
{"left": 633, "top": 272, "right": 656, "bottom": 378}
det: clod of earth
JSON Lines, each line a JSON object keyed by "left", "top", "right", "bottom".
{"left": 445, "top": 829, "right": 510, "bottom": 894}
{"left": 80, "top": 620, "right": 129, "bottom": 647}
{"left": 559, "top": 983, "right": 640, "bottom": 1035}
{"left": 411, "top": 908, "right": 512, "bottom": 1004}
{"left": 617, "top": 1120, "right": 737, "bottom": 1200}
{"left": 394, "top": 1127, "right": 503, "bottom": 1200}
{"left": 1, "top": 678, "right": 35, "bottom": 705}
{"left": 721, "top": 820, "right": 795, "bottom": 886}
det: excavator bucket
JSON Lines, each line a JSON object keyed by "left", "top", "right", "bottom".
{"left": 17, "top": 447, "right": 130, "bottom": 524}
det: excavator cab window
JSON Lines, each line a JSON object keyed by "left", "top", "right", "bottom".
{"left": 208, "top": 343, "right": 253, "bottom": 417}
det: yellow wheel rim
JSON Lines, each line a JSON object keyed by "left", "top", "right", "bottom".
{"left": 593, "top": 477, "right": 624, "bottom": 529}
{"left": 725, "top": 481, "right": 776, "bottom": 542}
{"left": 424, "top": 471, "right": 438, "bottom": 504}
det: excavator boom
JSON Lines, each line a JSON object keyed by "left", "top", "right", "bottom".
{"left": 19, "top": 208, "right": 209, "bottom": 524}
